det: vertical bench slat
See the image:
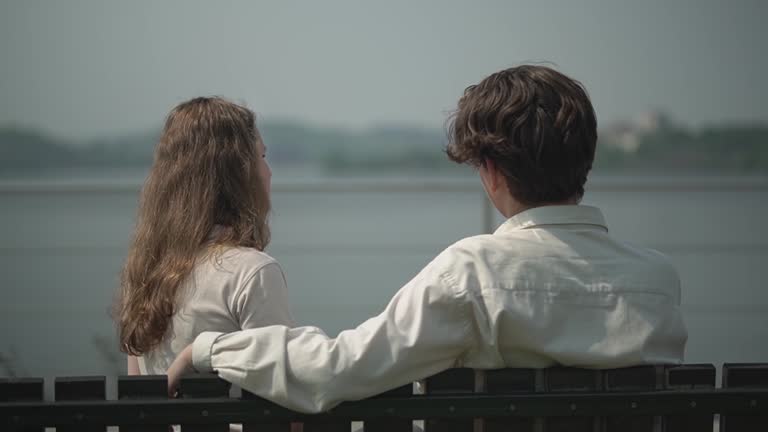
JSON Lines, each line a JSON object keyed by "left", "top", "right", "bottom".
{"left": 54, "top": 376, "right": 106, "bottom": 432}
{"left": 603, "top": 366, "right": 659, "bottom": 432}
{"left": 422, "top": 368, "right": 475, "bottom": 432}
{"left": 543, "top": 367, "right": 601, "bottom": 432}
{"left": 663, "top": 364, "right": 715, "bottom": 432}
{"left": 301, "top": 411, "right": 350, "bottom": 432}
{"left": 721, "top": 363, "right": 768, "bottom": 432}
{"left": 483, "top": 368, "right": 536, "bottom": 432}
{"left": 0, "top": 377, "right": 44, "bottom": 432}
{"left": 179, "top": 373, "right": 231, "bottom": 432}
{"left": 363, "top": 384, "right": 414, "bottom": 432}
{"left": 241, "top": 388, "right": 292, "bottom": 432}
{"left": 117, "top": 375, "right": 168, "bottom": 432}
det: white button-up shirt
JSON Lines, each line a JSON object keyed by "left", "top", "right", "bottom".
{"left": 140, "top": 247, "right": 295, "bottom": 375}
{"left": 192, "top": 205, "right": 687, "bottom": 413}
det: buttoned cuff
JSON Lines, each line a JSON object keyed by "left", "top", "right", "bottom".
{"left": 192, "top": 331, "right": 224, "bottom": 373}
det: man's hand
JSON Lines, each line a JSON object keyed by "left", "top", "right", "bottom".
{"left": 166, "top": 344, "right": 194, "bottom": 397}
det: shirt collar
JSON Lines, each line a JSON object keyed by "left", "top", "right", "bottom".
{"left": 494, "top": 205, "right": 608, "bottom": 234}
{"left": 208, "top": 224, "right": 226, "bottom": 241}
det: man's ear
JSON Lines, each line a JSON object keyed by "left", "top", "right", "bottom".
{"left": 483, "top": 159, "right": 503, "bottom": 193}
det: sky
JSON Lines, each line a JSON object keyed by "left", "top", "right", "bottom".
{"left": 0, "top": 0, "right": 767, "bottom": 139}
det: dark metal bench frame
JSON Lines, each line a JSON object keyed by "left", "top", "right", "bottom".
{"left": 2, "top": 363, "right": 767, "bottom": 431}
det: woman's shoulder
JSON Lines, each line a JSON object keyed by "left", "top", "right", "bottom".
{"left": 222, "top": 247, "right": 279, "bottom": 267}
{"left": 202, "top": 247, "right": 282, "bottom": 277}
{"left": 187, "top": 247, "right": 286, "bottom": 311}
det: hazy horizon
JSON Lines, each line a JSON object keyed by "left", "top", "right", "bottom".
{"left": 1, "top": 0, "right": 767, "bottom": 140}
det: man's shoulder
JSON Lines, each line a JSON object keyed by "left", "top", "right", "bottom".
{"left": 618, "top": 240, "right": 680, "bottom": 280}
{"left": 427, "top": 234, "right": 514, "bottom": 282}
{"left": 433, "top": 231, "right": 680, "bottom": 291}
{"left": 437, "top": 234, "right": 500, "bottom": 261}
{"left": 437, "top": 231, "right": 544, "bottom": 262}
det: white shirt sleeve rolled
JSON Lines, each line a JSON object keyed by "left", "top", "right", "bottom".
{"left": 192, "top": 257, "right": 473, "bottom": 413}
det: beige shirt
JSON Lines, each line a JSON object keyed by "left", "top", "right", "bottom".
{"left": 192, "top": 205, "right": 688, "bottom": 413}
{"left": 139, "top": 247, "right": 295, "bottom": 374}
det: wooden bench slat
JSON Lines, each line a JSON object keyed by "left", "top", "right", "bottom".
{"left": 363, "top": 384, "right": 414, "bottom": 432}
{"left": 179, "top": 373, "right": 231, "bottom": 432}
{"left": 423, "top": 368, "right": 475, "bottom": 432}
{"left": 664, "top": 364, "right": 716, "bottom": 432}
{"left": 544, "top": 367, "right": 601, "bottom": 432}
{"left": 117, "top": 375, "right": 168, "bottom": 432}
{"left": 301, "top": 415, "right": 351, "bottom": 432}
{"left": 241, "top": 388, "right": 292, "bottom": 432}
{"left": 0, "top": 377, "right": 44, "bottom": 432}
{"left": 483, "top": 368, "right": 536, "bottom": 432}
{"left": 0, "top": 378, "right": 44, "bottom": 402}
{"left": 54, "top": 376, "right": 106, "bottom": 432}
{"left": 721, "top": 363, "right": 768, "bottom": 432}
{"left": 603, "top": 366, "right": 659, "bottom": 432}
{"left": 665, "top": 363, "right": 716, "bottom": 389}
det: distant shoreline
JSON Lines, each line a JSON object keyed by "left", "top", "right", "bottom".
{"left": 1, "top": 172, "right": 767, "bottom": 194}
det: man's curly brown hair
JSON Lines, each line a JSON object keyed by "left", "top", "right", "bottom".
{"left": 447, "top": 65, "right": 597, "bottom": 205}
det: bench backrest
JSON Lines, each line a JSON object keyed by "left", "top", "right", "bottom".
{"left": 1, "top": 363, "right": 767, "bottom": 431}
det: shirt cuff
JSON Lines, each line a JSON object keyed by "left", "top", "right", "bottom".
{"left": 192, "top": 331, "right": 224, "bottom": 373}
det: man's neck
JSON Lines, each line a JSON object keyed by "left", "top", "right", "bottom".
{"left": 499, "top": 197, "right": 580, "bottom": 219}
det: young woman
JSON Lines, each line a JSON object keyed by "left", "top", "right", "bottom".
{"left": 115, "top": 96, "right": 294, "bottom": 376}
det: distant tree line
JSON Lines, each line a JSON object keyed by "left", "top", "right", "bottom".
{"left": 1, "top": 122, "right": 767, "bottom": 176}
{"left": 594, "top": 125, "right": 768, "bottom": 174}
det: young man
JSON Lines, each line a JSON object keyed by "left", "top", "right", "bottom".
{"left": 167, "top": 65, "right": 687, "bottom": 412}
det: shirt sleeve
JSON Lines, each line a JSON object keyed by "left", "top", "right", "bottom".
{"left": 192, "top": 255, "right": 474, "bottom": 413}
{"left": 234, "top": 261, "right": 296, "bottom": 329}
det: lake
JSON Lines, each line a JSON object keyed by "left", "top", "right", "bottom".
{"left": 1, "top": 173, "right": 767, "bottom": 389}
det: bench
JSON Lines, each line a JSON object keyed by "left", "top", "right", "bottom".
{"left": 1, "top": 363, "right": 767, "bottom": 431}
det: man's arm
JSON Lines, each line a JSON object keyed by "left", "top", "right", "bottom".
{"left": 182, "top": 257, "right": 475, "bottom": 413}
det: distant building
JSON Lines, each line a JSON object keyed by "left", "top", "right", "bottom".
{"left": 600, "top": 110, "right": 671, "bottom": 153}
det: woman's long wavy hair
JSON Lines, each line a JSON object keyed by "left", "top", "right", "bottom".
{"left": 115, "top": 96, "right": 270, "bottom": 356}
